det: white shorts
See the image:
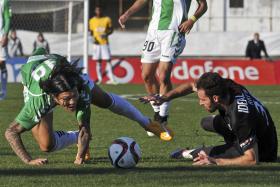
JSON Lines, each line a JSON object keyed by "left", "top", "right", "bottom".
{"left": 0, "top": 45, "right": 8, "bottom": 61}
{"left": 141, "top": 30, "right": 186, "bottom": 64}
{"left": 92, "top": 44, "right": 111, "bottom": 61}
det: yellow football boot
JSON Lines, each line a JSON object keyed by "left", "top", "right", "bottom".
{"left": 145, "top": 121, "right": 174, "bottom": 141}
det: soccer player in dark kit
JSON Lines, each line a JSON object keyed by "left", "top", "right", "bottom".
{"left": 141, "top": 72, "right": 278, "bottom": 165}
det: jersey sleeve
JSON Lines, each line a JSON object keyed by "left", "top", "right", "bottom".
{"left": 15, "top": 101, "right": 40, "bottom": 130}
{"left": 75, "top": 74, "right": 94, "bottom": 125}
{"left": 76, "top": 103, "right": 91, "bottom": 125}
{"left": 89, "top": 18, "right": 94, "bottom": 32}
{"left": 3, "top": 0, "right": 11, "bottom": 34}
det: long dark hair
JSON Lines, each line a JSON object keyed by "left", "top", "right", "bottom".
{"left": 39, "top": 55, "right": 84, "bottom": 96}
{"left": 196, "top": 72, "right": 242, "bottom": 99}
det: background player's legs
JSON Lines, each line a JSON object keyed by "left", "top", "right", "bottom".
{"left": 105, "top": 59, "right": 117, "bottom": 84}
{"left": 92, "top": 44, "right": 103, "bottom": 84}
{"left": 96, "top": 59, "right": 103, "bottom": 84}
{"left": 101, "top": 44, "right": 116, "bottom": 84}
{"left": 157, "top": 61, "right": 173, "bottom": 124}
{"left": 141, "top": 63, "right": 160, "bottom": 120}
{"left": 0, "top": 61, "right": 7, "bottom": 100}
{"left": 31, "top": 112, "right": 78, "bottom": 152}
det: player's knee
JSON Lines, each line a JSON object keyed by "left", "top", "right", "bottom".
{"left": 98, "top": 92, "right": 113, "bottom": 108}
{"left": 158, "top": 73, "right": 170, "bottom": 86}
{"left": 39, "top": 143, "right": 55, "bottom": 152}
{"left": 200, "top": 116, "right": 214, "bottom": 131}
{"left": 91, "top": 86, "right": 112, "bottom": 108}
{"left": 141, "top": 72, "right": 153, "bottom": 84}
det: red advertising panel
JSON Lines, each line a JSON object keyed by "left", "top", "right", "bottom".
{"left": 88, "top": 58, "right": 280, "bottom": 85}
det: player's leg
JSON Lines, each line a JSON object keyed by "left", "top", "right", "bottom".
{"left": 102, "top": 44, "right": 116, "bottom": 84}
{"left": 31, "top": 112, "right": 78, "bottom": 152}
{"left": 90, "top": 84, "right": 173, "bottom": 141}
{"left": 171, "top": 115, "right": 235, "bottom": 159}
{"left": 157, "top": 61, "right": 173, "bottom": 124}
{"left": 0, "top": 46, "right": 8, "bottom": 100}
{"left": 258, "top": 116, "right": 278, "bottom": 162}
{"left": 141, "top": 31, "right": 161, "bottom": 123}
{"left": 158, "top": 31, "right": 187, "bottom": 125}
{"left": 0, "top": 61, "right": 7, "bottom": 99}
{"left": 141, "top": 63, "right": 160, "bottom": 120}
{"left": 93, "top": 44, "right": 102, "bottom": 84}
{"left": 201, "top": 115, "right": 235, "bottom": 143}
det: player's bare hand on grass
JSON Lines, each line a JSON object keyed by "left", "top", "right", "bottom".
{"left": 179, "top": 20, "right": 195, "bottom": 34}
{"left": 139, "top": 95, "right": 167, "bottom": 105}
{"left": 28, "top": 158, "right": 48, "bottom": 165}
{"left": 193, "top": 150, "right": 216, "bottom": 165}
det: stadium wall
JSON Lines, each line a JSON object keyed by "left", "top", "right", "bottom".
{"left": 6, "top": 57, "right": 280, "bottom": 85}
{"left": 14, "top": 30, "right": 280, "bottom": 57}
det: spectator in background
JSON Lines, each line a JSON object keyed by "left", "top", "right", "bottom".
{"left": 33, "top": 32, "right": 50, "bottom": 54}
{"left": 89, "top": 5, "right": 116, "bottom": 84}
{"left": 8, "top": 29, "right": 24, "bottom": 57}
{"left": 245, "top": 33, "right": 270, "bottom": 60}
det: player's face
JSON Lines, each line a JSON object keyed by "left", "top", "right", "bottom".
{"left": 197, "top": 89, "right": 217, "bottom": 113}
{"left": 11, "top": 31, "right": 17, "bottom": 39}
{"left": 254, "top": 33, "right": 259, "bottom": 41}
{"left": 95, "top": 7, "right": 102, "bottom": 17}
{"left": 55, "top": 88, "right": 79, "bottom": 112}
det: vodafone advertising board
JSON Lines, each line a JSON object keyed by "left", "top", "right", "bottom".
{"left": 88, "top": 58, "right": 279, "bottom": 85}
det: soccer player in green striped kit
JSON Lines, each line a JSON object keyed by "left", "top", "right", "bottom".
{"left": 119, "top": 0, "right": 208, "bottom": 136}
{"left": 4, "top": 48, "right": 173, "bottom": 165}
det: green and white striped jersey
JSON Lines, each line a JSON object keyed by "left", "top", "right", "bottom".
{"left": 149, "top": 0, "right": 192, "bottom": 31}
{"left": 0, "top": 0, "right": 11, "bottom": 36}
{"left": 16, "top": 48, "right": 93, "bottom": 130}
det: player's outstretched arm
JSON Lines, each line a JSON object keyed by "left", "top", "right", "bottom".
{"left": 5, "top": 122, "right": 48, "bottom": 165}
{"left": 179, "top": 0, "right": 208, "bottom": 33}
{"left": 193, "top": 147, "right": 258, "bottom": 166}
{"left": 118, "top": 0, "right": 147, "bottom": 29}
{"left": 140, "top": 82, "right": 196, "bottom": 105}
{"left": 74, "top": 124, "right": 91, "bottom": 165}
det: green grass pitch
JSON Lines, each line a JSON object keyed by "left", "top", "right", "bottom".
{"left": 1, "top": 83, "right": 280, "bottom": 187}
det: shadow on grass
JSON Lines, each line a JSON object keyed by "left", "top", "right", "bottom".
{"left": 2, "top": 165, "right": 280, "bottom": 176}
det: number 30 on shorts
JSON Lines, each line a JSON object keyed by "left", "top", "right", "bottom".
{"left": 143, "top": 41, "right": 155, "bottom": 52}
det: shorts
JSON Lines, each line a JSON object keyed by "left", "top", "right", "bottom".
{"left": 141, "top": 30, "right": 186, "bottom": 64}
{"left": 92, "top": 44, "right": 111, "bottom": 61}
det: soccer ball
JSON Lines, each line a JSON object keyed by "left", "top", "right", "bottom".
{"left": 108, "top": 137, "right": 141, "bottom": 168}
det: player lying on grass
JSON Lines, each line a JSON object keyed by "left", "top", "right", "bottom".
{"left": 4, "top": 48, "right": 173, "bottom": 165}
{"left": 140, "top": 72, "right": 278, "bottom": 166}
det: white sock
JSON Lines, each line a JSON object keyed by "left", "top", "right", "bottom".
{"left": 106, "top": 62, "right": 115, "bottom": 82}
{"left": 150, "top": 101, "right": 160, "bottom": 113}
{"left": 96, "top": 63, "right": 102, "bottom": 82}
{"left": 51, "top": 131, "right": 79, "bottom": 152}
{"left": 159, "top": 101, "right": 170, "bottom": 117}
{"left": 108, "top": 93, "right": 150, "bottom": 128}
